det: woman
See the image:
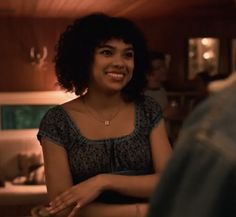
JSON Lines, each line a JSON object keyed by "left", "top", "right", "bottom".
{"left": 37, "top": 13, "right": 172, "bottom": 217}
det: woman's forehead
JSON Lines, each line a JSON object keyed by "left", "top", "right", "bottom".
{"left": 98, "top": 38, "right": 133, "bottom": 48}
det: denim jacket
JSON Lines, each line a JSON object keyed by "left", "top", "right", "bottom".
{"left": 148, "top": 82, "right": 236, "bottom": 217}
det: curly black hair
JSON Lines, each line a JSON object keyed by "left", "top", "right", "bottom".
{"left": 54, "top": 13, "right": 149, "bottom": 102}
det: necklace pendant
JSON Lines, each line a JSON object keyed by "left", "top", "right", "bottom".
{"left": 104, "top": 120, "right": 110, "bottom": 126}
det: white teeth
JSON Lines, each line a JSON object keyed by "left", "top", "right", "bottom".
{"left": 108, "top": 73, "right": 124, "bottom": 79}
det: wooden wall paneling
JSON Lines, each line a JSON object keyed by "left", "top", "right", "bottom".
{"left": 0, "top": 18, "right": 71, "bottom": 91}
{"left": 1, "top": 15, "right": 236, "bottom": 92}
{"left": 137, "top": 16, "right": 236, "bottom": 90}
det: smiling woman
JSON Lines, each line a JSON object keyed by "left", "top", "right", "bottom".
{"left": 37, "top": 13, "right": 172, "bottom": 217}
{"left": 89, "top": 39, "right": 134, "bottom": 95}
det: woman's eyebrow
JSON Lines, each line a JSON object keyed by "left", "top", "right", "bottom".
{"left": 97, "top": 45, "right": 134, "bottom": 51}
{"left": 125, "top": 47, "right": 134, "bottom": 51}
{"left": 97, "top": 45, "right": 114, "bottom": 49}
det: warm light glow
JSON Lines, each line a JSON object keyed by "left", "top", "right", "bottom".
{"left": 30, "top": 46, "right": 48, "bottom": 67}
{"left": 189, "top": 51, "right": 195, "bottom": 58}
{"left": 201, "top": 38, "right": 215, "bottom": 46}
{"left": 203, "top": 51, "right": 214, "bottom": 59}
{"left": 0, "top": 91, "right": 77, "bottom": 105}
{"left": 189, "top": 38, "right": 219, "bottom": 80}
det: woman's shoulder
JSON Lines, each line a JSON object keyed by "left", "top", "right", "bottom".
{"left": 140, "top": 95, "right": 162, "bottom": 111}
{"left": 42, "top": 97, "right": 84, "bottom": 124}
{"left": 37, "top": 104, "right": 77, "bottom": 146}
{"left": 137, "top": 95, "right": 163, "bottom": 127}
{"left": 38, "top": 105, "right": 67, "bottom": 131}
{"left": 61, "top": 97, "right": 85, "bottom": 113}
{"left": 43, "top": 104, "right": 64, "bottom": 118}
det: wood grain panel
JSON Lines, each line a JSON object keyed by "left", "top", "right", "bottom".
{"left": 0, "top": 0, "right": 235, "bottom": 19}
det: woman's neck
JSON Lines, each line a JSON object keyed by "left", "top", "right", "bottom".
{"left": 82, "top": 90, "right": 125, "bottom": 111}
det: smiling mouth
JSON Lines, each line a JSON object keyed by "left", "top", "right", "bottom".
{"left": 106, "top": 72, "right": 125, "bottom": 79}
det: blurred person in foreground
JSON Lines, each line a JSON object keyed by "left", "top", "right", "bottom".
{"left": 147, "top": 72, "right": 236, "bottom": 217}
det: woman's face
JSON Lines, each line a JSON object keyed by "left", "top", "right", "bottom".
{"left": 89, "top": 39, "right": 134, "bottom": 93}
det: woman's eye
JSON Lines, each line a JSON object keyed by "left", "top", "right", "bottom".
{"left": 124, "top": 51, "right": 134, "bottom": 59}
{"left": 100, "top": 50, "right": 113, "bottom": 56}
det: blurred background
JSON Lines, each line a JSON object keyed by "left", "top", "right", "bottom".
{"left": 0, "top": 0, "right": 236, "bottom": 216}
{"left": 0, "top": 0, "right": 236, "bottom": 91}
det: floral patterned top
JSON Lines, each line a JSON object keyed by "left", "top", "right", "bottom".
{"left": 37, "top": 96, "right": 162, "bottom": 203}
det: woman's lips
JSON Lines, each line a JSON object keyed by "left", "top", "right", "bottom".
{"left": 106, "top": 72, "right": 125, "bottom": 80}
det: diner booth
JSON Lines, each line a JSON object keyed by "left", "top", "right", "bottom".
{"left": 0, "top": 91, "right": 76, "bottom": 216}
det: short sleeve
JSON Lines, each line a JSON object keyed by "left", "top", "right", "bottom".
{"left": 143, "top": 96, "right": 163, "bottom": 129}
{"left": 37, "top": 106, "right": 75, "bottom": 148}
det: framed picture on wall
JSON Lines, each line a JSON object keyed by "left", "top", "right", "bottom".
{"left": 232, "top": 39, "right": 236, "bottom": 73}
{"left": 1, "top": 105, "right": 54, "bottom": 130}
{"left": 188, "top": 38, "right": 220, "bottom": 80}
{"left": 0, "top": 91, "right": 76, "bottom": 131}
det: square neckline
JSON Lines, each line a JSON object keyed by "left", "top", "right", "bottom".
{"left": 57, "top": 102, "right": 140, "bottom": 143}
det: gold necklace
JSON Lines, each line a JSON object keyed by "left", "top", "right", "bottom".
{"left": 83, "top": 100, "right": 123, "bottom": 126}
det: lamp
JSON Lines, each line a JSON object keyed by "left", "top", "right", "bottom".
{"left": 30, "top": 46, "right": 48, "bottom": 67}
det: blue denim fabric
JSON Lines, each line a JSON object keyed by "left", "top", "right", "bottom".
{"left": 148, "top": 82, "right": 236, "bottom": 217}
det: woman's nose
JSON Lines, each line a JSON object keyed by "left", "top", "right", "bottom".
{"left": 112, "top": 55, "right": 125, "bottom": 68}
